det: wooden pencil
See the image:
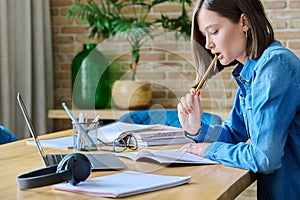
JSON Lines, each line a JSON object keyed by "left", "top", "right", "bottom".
{"left": 195, "top": 55, "right": 218, "bottom": 91}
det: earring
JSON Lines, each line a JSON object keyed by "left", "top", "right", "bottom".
{"left": 245, "top": 30, "right": 249, "bottom": 38}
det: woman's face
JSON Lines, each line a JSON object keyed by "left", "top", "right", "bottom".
{"left": 197, "top": 7, "right": 248, "bottom": 65}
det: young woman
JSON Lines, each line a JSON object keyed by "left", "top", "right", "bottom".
{"left": 177, "top": 0, "right": 300, "bottom": 199}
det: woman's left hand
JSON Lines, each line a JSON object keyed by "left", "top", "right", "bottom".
{"left": 177, "top": 88, "right": 203, "bottom": 135}
{"left": 179, "top": 142, "right": 211, "bottom": 157}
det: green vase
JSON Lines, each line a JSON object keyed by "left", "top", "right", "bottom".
{"left": 71, "top": 44, "right": 109, "bottom": 109}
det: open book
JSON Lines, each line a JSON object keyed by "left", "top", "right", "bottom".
{"left": 117, "top": 149, "right": 218, "bottom": 165}
{"left": 53, "top": 171, "right": 191, "bottom": 198}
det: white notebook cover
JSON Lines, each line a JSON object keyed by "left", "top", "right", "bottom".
{"left": 53, "top": 170, "right": 191, "bottom": 198}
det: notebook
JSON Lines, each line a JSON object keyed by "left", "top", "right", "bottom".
{"left": 17, "top": 93, "right": 126, "bottom": 171}
{"left": 53, "top": 170, "right": 191, "bottom": 198}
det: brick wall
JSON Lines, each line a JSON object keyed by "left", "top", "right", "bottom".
{"left": 50, "top": 0, "right": 300, "bottom": 112}
{"left": 50, "top": 0, "right": 300, "bottom": 199}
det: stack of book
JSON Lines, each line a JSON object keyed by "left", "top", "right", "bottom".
{"left": 97, "top": 122, "right": 192, "bottom": 147}
{"left": 130, "top": 124, "right": 192, "bottom": 146}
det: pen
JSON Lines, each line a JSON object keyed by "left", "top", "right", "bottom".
{"left": 77, "top": 112, "right": 85, "bottom": 149}
{"left": 195, "top": 55, "right": 218, "bottom": 92}
{"left": 62, "top": 103, "right": 97, "bottom": 148}
{"left": 87, "top": 114, "right": 101, "bottom": 131}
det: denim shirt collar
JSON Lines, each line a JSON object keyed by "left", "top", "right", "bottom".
{"left": 238, "top": 41, "right": 281, "bottom": 79}
{"left": 232, "top": 41, "right": 281, "bottom": 95}
{"left": 232, "top": 59, "right": 257, "bottom": 95}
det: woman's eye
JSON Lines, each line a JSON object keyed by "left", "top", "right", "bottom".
{"left": 211, "top": 30, "right": 218, "bottom": 35}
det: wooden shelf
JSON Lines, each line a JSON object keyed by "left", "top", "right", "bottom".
{"left": 48, "top": 109, "right": 131, "bottom": 120}
{"left": 48, "top": 109, "right": 228, "bottom": 121}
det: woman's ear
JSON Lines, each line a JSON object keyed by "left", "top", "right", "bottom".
{"left": 240, "top": 13, "right": 250, "bottom": 32}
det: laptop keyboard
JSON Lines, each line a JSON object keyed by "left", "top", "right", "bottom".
{"left": 47, "top": 154, "right": 65, "bottom": 166}
{"left": 45, "top": 153, "right": 126, "bottom": 170}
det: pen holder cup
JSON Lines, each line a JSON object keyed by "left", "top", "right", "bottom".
{"left": 72, "top": 121, "right": 99, "bottom": 151}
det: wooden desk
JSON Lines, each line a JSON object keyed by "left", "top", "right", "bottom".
{"left": 0, "top": 130, "right": 256, "bottom": 200}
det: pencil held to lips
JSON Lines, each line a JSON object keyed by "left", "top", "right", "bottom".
{"left": 195, "top": 55, "right": 218, "bottom": 92}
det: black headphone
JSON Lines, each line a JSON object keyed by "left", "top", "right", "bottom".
{"left": 17, "top": 153, "right": 92, "bottom": 190}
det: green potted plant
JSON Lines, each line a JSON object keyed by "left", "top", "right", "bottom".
{"left": 68, "top": 0, "right": 192, "bottom": 109}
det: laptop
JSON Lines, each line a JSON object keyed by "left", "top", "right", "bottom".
{"left": 17, "top": 93, "right": 126, "bottom": 171}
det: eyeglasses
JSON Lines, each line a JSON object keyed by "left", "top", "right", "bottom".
{"left": 98, "top": 134, "right": 138, "bottom": 153}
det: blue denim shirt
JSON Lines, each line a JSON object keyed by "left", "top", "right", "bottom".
{"left": 194, "top": 41, "right": 300, "bottom": 199}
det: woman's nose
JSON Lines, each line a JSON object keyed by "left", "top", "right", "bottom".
{"left": 205, "top": 39, "right": 214, "bottom": 50}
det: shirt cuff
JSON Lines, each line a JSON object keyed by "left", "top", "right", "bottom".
{"left": 204, "top": 142, "right": 223, "bottom": 160}
{"left": 193, "top": 122, "right": 209, "bottom": 142}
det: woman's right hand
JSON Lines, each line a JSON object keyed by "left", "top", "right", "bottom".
{"left": 177, "top": 88, "right": 203, "bottom": 135}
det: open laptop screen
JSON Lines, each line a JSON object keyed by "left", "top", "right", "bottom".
{"left": 17, "top": 93, "right": 48, "bottom": 164}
